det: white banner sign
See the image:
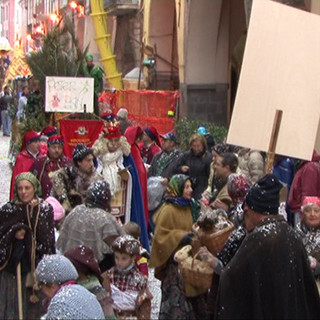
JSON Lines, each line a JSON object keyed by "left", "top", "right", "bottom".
{"left": 45, "top": 76, "right": 94, "bottom": 113}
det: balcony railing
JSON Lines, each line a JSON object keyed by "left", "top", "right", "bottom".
{"left": 104, "top": 0, "right": 139, "bottom": 16}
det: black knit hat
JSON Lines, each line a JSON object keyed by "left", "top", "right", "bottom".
{"left": 85, "top": 180, "right": 111, "bottom": 211}
{"left": 245, "top": 173, "right": 282, "bottom": 215}
{"left": 72, "top": 144, "right": 93, "bottom": 165}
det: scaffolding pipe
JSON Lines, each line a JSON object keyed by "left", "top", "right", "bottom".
{"left": 90, "top": 0, "right": 123, "bottom": 89}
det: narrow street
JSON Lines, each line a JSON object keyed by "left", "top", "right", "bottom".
{"left": 0, "top": 134, "right": 161, "bottom": 318}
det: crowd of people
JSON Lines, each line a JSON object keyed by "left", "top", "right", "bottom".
{"left": 0, "top": 107, "right": 320, "bottom": 319}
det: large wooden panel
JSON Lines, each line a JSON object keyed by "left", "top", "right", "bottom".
{"left": 227, "top": 0, "right": 320, "bottom": 160}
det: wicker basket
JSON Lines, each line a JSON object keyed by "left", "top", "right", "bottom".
{"left": 199, "top": 222, "right": 234, "bottom": 256}
{"left": 179, "top": 251, "right": 213, "bottom": 293}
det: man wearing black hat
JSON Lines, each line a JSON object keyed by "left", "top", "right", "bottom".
{"left": 215, "top": 173, "right": 320, "bottom": 319}
{"left": 51, "top": 144, "right": 103, "bottom": 213}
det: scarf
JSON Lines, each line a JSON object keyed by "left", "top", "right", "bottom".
{"left": 165, "top": 174, "right": 191, "bottom": 207}
{"left": 115, "top": 262, "right": 135, "bottom": 275}
{"left": 296, "top": 221, "right": 320, "bottom": 259}
{"left": 13, "top": 172, "right": 42, "bottom": 203}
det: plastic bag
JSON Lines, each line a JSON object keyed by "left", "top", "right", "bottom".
{"left": 147, "top": 176, "right": 166, "bottom": 210}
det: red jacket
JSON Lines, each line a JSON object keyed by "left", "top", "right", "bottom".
{"left": 288, "top": 151, "right": 320, "bottom": 213}
{"left": 10, "top": 150, "right": 40, "bottom": 200}
{"left": 135, "top": 255, "right": 148, "bottom": 278}
{"left": 30, "top": 155, "right": 71, "bottom": 199}
{"left": 138, "top": 142, "right": 161, "bottom": 165}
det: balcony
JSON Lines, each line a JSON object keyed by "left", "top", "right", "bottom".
{"left": 104, "top": 0, "right": 139, "bottom": 16}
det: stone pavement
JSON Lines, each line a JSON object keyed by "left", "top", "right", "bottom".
{"left": 0, "top": 135, "right": 12, "bottom": 206}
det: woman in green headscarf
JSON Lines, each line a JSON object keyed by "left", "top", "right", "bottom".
{"left": 150, "top": 174, "right": 196, "bottom": 319}
{"left": 0, "top": 172, "right": 55, "bottom": 319}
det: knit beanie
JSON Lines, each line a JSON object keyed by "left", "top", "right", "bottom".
{"left": 40, "top": 126, "right": 58, "bottom": 138}
{"left": 47, "top": 135, "right": 64, "bottom": 146}
{"left": 20, "top": 130, "right": 40, "bottom": 152}
{"left": 35, "top": 254, "right": 78, "bottom": 285}
{"left": 73, "top": 144, "right": 93, "bottom": 165}
{"left": 301, "top": 196, "right": 320, "bottom": 212}
{"left": 45, "top": 196, "right": 65, "bottom": 221}
{"left": 13, "top": 172, "right": 42, "bottom": 203}
{"left": 116, "top": 108, "right": 128, "bottom": 120}
{"left": 45, "top": 284, "right": 104, "bottom": 319}
{"left": 85, "top": 180, "right": 111, "bottom": 211}
{"left": 245, "top": 173, "right": 282, "bottom": 215}
{"left": 160, "top": 132, "right": 180, "bottom": 144}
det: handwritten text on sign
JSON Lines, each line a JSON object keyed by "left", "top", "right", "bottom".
{"left": 45, "top": 76, "right": 94, "bottom": 113}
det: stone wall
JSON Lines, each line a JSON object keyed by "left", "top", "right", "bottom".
{"left": 114, "top": 13, "right": 141, "bottom": 76}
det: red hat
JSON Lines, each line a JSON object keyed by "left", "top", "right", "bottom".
{"left": 104, "top": 125, "right": 122, "bottom": 139}
{"left": 40, "top": 126, "right": 58, "bottom": 137}
{"left": 144, "top": 126, "right": 161, "bottom": 147}
{"left": 64, "top": 245, "right": 103, "bottom": 283}
{"left": 20, "top": 130, "right": 40, "bottom": 152}
{"left": 47, "top": 135, "right": 64, "bottom": 146}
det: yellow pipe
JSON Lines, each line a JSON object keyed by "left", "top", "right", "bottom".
{"left": 90, "top": 0, "right": 123, "bottom": 89}
{"left": 107, "top": 74, "right": 123, "bottom": 80}
{"left": 101, "top": 56, "right": 117, "bottom": 61}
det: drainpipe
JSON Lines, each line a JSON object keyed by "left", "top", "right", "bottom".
{"left": 90, "top": 0, "right": 123, "bottom": 89}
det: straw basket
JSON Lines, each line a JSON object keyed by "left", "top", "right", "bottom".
{"left": 199, "top": 222, "right": 234, "bottom": 256}
{"left": 179, "top": 251, "right": 213, "bottom": 293}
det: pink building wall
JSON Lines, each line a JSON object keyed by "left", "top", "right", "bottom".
{"left": 1, "top": 0, "right": 16, "bottom": 48}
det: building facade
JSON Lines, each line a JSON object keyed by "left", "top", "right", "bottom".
{"left": 1, "top": 0, "right": 320, "bottom": 124}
